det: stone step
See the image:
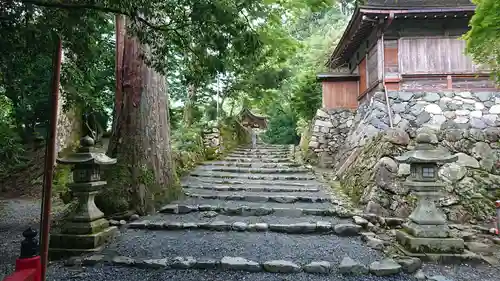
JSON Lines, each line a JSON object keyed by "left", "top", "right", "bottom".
{"left": 182, "top": 183, "right": 322, "bottom": 193}
{"left": 204, "top": 161, "right": 301, "bottom": 168}
{"left": 97, "top": 228, "right": 382, "bottom": 269}
{"left": 197, "top": 166, "right": 309, "bottom": 174}
{"left": 143, "top": 212, "right": 349, "bottom": 225}
{"left": 128, "top": 219, "right": 362, "bottom": 236}
{"left": 231, "top": 151, "right": 290, "bottom": 156}
{"left": 224, "top": 157, "right": 293, "bottom": 163}
{"left": 183, "top": 178, "right": 321, "bottom": 187}
{"left": 189, "top": 172, "right": 316, "bottom": 181}
{"left": 241, "top": 145, "right": 288, "bottom": 149}
{"left": 235, "top": 148, "right": 290, "bottom": 153}
{"left": 183, "top": 190, "right": 333, "bottom": 204}
{"left": 158, "top": 199, "right": 352, "bottom": 218}
{"left": 227, "top": 154, "right": 290, "bottom": 159}
{"left": 66, "top": 254, "right": 411, "bottom": 278}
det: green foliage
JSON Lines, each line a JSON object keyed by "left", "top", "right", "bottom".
{"left": 465, "top": 0, "right": 500, "bottom": 85}
{"left": 0, "top": 96, "right": 27, "bottom": 177}
{"left": 234, "top": 6, "right": 346, "bottom": 132}
{"left": 289, "top": 71, "right": 323, "bottom": 120}
{"left": 262, "top": 106, "right": 300, "bottom": 145}
{"left": 0, "top": 3, "right": 115, "bottom": 141}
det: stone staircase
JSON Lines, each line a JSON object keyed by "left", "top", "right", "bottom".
{"left": 58, "top": 145, "right": 419, "bottom": 280}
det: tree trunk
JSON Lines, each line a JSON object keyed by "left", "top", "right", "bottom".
{"left": 104, "top": 17, "right": 177, "bottom": 215}
{"left": 182, "top": 83, "right": 195, "bottom": 126}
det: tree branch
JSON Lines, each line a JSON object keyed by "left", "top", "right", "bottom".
{"left": 19, "top": 0, "right": 174, "bottom": 32}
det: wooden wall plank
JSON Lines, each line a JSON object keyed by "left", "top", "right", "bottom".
{"left": 399, "top": 37, "right": 486, "bottom": 75}
{"left": 384, "top": 40, "right": 399, "bottom": 74}
{"left": 322, "top": 81, "right": 358, "bottom": 110}
{"left": 358, "top": 58, "right": 367, "bottom": 95}
{"left": 367, "top": 45, "right": 378, "bottom": 86}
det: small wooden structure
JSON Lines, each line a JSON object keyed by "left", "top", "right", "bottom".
{"left": 319, "top": 0, "right": 496, "bottom": 110}
{"left": 239, "top": 108, "right": 268, "bottom": 129}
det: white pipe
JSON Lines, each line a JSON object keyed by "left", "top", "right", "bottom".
{"left": 381, "top": 33, "right": 394, "bottom": 128}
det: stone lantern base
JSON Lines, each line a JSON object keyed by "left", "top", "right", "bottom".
{"left": 49, "top": 226, "right": 118, "bottom": 259}
{"left": 395, "top": 230, "right": 479, "bottom": 262}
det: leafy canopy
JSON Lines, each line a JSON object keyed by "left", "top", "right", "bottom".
{"left": 465, "top": 0, "right": 500, "bottom": 84}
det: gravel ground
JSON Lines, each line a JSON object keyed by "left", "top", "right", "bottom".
{"left": 0, "top": 198, "right": 41, "bottom": 280}
{"left": 422, "top": 263, "right": 500, "bottom": 281}
{"left": 102, "top": 229, "right": 382, "bottom": 265}
{"left": 46, "top": 264, "right": 417, "bottom": 281}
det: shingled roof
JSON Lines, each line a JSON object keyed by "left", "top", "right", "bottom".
{"left": 327, "top": 0, "right": 476, "bottom": 68}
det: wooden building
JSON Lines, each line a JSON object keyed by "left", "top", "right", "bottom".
{"left": 239, "top": 108, "right": 268, "bottom": 129}
{"left": 319, "top": 0, "right": 497, "bottom": 110}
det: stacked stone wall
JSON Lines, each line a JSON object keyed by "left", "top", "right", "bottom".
{"left": 308, "top": 108, "right": 355, "bottom": 166}
{"left": 334, "top": 91, "right": 500, "bottom": 171}
{"left": 307, "top": 90, "right": 500, "bottom": 223}
{"left": 203, "top": 127, "right": 221, "bottom": 152}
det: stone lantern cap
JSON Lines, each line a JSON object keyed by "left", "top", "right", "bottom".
{"left": 57, "top": 136, "right": 116, "bottom": 165}
{"left": 395, "top": 131, "right": 457, "bottom": 164}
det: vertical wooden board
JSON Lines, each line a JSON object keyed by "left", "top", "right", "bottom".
{"left": 377, "top": 39, "right": 383, "bottom": 80}
{"left": 367, "top": 45, "right": 379, "bottom": 86}
{"left": 384, "top": 40, "right": 399, "bottom": 74}
{"left": 399, "top": 37, "right": 486, "bottom": 74}
{"left": 322, "top": 81, "right": 358, "bottom": 110}
{"left": 359, "top": 58, "right": 367, "bottom": 95}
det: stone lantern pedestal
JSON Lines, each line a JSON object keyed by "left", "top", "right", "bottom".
{"left": 49, "top": 136, "right": 118, "bottom": 258}
{"left": 395, "top": 130, "right": 471, "bottom": 261}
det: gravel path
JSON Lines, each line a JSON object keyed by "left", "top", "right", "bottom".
{"left": 102, "top": 229, "right": 382, "bottom": 264}
{"left": 5, "top": 145, "right": 500, "bottom": 281}
{"left": 0, "top": 198, "right": 41, "bottom": 280}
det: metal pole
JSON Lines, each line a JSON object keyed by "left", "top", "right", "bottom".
{"left": 496, "top": 200, "right": 500, "bottom": 236}
{"left": 216, "top": 73, "right": 220, "bottom": 122}
{"left": 39, "top": 37, "right": 62, "bottom": 281}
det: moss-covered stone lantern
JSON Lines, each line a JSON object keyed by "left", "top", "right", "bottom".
{"left": 395, "top": 130, "right": 466, "bottom": 258}
{"left": 49, "top": 136, "right": 118, "bottom": 258}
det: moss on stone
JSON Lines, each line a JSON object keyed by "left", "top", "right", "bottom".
{"left": 98, "top": 163, "right": 132, "bottom": 215}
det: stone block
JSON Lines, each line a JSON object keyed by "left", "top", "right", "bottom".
{"left": 220, "top": 256, "right": 262, "bottom": 272}
{"left": 49, "top": 226, "right": 118, "bottom": 258}
{"left": 396, "top": 230, "right": 464, "bottom": 254}
{"left": 314, "top": 120, "right": 333, "bottom": 128}
{"left": 263, "top": 260, "right": 301, "bottom": 273}
{"left": 303, "top": 261, "right": 331, "bottom": 274}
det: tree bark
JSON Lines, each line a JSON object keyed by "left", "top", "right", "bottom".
{"left": 105, "top": 17, "right": 177, "bottom": 215}
{"left": 182, "top": 83, "right": 195, "bottom": 126}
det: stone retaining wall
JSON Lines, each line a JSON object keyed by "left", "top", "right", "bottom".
{"left": 308, "top": 109, "right": 355, "bottom": 167}
{"left": 203, "top": 127, "right": 221, "bottom": 151}
{"left": 332, "top": 91, "right": 500, "bottom": 171}
{"left": 307, "top": 90, "right": 500, "bottom": 223}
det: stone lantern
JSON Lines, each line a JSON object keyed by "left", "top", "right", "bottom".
{"left": 49, "top": 136, "right": 118, "bottom": 257}
{"left": 395, "top": 130, "right": 466, "bottom": 258}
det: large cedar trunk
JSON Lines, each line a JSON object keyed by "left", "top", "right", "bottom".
{"left": 104, "top": 16, "right": 177, "bottom": 215}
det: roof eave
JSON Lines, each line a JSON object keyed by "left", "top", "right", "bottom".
{"left": 327, "top": 6, "right": 477, "bottom": 69}
{"left": 326, "top": 7, "right": 364, "bottom": 69}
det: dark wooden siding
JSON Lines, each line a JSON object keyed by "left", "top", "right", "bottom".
{"left": 358, "top": 58, "right": 367, "bottom": 95}
{"left": 367, "top": 45, "right": 378, "bottom": 87}
{"left": 385, "top": 18, "right": 470, "bottom": 38}
{"left": 399, "top": 37, "right": 485, "bottom": 74}
{"left": 322, "top": 81, "right": 358, "bottom": 110}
